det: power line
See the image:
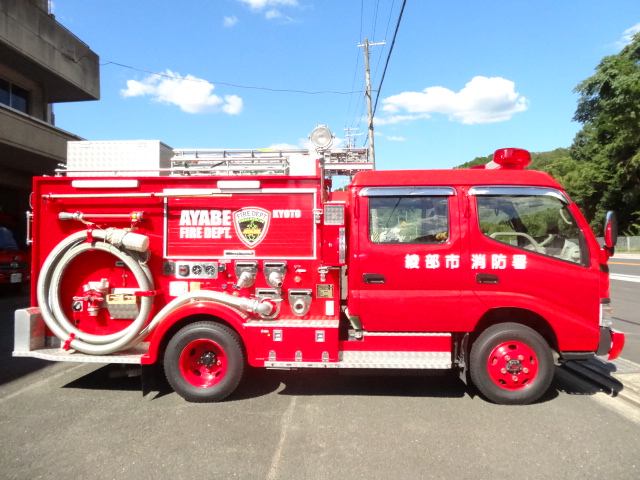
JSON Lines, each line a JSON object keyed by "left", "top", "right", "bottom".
{"left": 344, "top": 44, "right": 363, "bottom": 128}
{"left": 101, "top": 61, "right": 365, "bottom": 96}
{"left": 372, "top": 0, "right": 407, "bottom": 116}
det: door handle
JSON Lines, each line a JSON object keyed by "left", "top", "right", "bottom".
{"left": 476, "top": 273, "right": 500, "bottom": 284}
{"left": 363, "top": 273, "right": 386, "bottom": 284}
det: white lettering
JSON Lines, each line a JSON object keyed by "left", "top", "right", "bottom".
{"left": 512, "top": 254, "right": 527, "bottom": 269}
{"left": 405, "top": 254, "right": 420, "bottom": 269}
{"left": 492, "top": 254, "right": 507, "bottom": 269}
{"left": 210, "top": 210, "right": 222, "bottom": 226}
{"left": 471, "top": 254, "right": 486, "bottom": 269}
{"left": 274, "top": 209, "right": 301, "bottom": 219}
{"left": 179, "top": 210, "right": 191, "bottom": 226}
{"left": 179, "top": 209, "right": 233, "bottom": 227}
{"left": 425, "top": 254, "right": 440, "bottom": 269}
{"left": 445, "top": 254, "right": 460, "bottom": 269}
{"left": 198, "top": 210, "right": 210, "bottom": 226}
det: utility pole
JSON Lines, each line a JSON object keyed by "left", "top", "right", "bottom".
{"left": 344, "top": 127, "right": 364, "bottom": 149}
{"left": 358, "top": 38, "right": 385, "bottom": 169}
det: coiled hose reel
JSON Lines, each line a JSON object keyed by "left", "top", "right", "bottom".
{"left": 37, "top": 229, "right": 154, "bottom": 355}
{"left": 38, "top": 228, "right": 277, "bottom": 356}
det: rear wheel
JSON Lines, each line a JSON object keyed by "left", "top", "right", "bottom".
{"left": 470, "top": 323, "right": 554, "bottom": 405}
{"left": 164, "top": 322, "right": 245, "bottom": 402}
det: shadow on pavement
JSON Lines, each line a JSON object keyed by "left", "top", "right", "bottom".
{"left": 553, "top": 361, "right": 625, "bottom": 397}
{"left": 60, "top": 365, "right": 484, "bottom": 403}
{"left": 0, "top": 287, "right": 55, "bottom": 387}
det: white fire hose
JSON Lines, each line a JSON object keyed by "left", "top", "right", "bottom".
{"left": 38, "top": 228, "right": 275, "bottom": 355}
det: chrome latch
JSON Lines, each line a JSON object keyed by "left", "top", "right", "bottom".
{"left": 318, "top": 266, "right": 329, "bottom": 282}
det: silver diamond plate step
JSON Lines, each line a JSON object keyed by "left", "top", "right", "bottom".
{"left": 12, "top": 344, "right": 148, "bottom": 364}
{"left": 264, "top": 351, "right": 451, "bottom": 369}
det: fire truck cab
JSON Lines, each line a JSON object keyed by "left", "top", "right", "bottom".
{"left": 14, "top": 140, "right": 624, "bottom": 405}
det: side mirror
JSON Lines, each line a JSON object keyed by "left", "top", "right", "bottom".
{"left": 604, "top": 211, "right": 618, "bottom": 254}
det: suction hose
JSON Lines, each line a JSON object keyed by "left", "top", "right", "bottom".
{"left": 38, "top": 229, "right": 154, "bottom": 355}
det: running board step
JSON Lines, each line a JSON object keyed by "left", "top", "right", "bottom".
{"left": 265, "top": 351, "right": 451, "bottom": 369}
{"left": 12, "top": 344, "right": 148, "bottom": 364}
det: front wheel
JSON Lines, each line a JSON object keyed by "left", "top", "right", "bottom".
{"left": 164, "top": 322, "right": 245, "bottom": 402}
{"left": 470, "top": 323, "right": 554, "bottom": 405}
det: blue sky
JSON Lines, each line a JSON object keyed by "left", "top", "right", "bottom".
{"left": 53, "top": 0, "right": 640, "bottom": 174}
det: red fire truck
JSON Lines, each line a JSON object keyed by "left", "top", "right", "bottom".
{"left": 14, "top": 139, "right": 624, "bottom": 405}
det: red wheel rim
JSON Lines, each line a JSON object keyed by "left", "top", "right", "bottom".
{"left": 179, "top": 339, "right": 228, "bottom": 388}
{"left": 487, "top": 341, "right": 539, "bottom": 390}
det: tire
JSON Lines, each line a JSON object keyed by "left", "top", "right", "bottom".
{"left": 470, "top": 323, "right": 554, "bottom": 405}
{"left": 164, "top": 322, "right": 245, "bottom": 402}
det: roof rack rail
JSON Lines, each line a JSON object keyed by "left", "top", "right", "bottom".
{"left": 171, "top": 149, "right": 312, "bottom": 176}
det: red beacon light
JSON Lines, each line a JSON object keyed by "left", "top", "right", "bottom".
{"left": 492, "top": 148, "right": 531, "bottom": 170}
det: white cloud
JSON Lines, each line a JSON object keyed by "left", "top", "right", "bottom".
{"left": 374, "top": 131, "right": 407, "bottom": 141}
{"left": 221, "top": 95, "right": 243, "bottom": 115}
{"left": 380, "top": 76, "right": 528, "bottom": 125}
{"left": 121, "top": 70, "right": 243, "bottom": 115}
{"left": 238, "top": 0, "right": 298, "bottom": 10}
{"left": 374, "top": 113, "right": 431, "bottom": 126}
{"left": 236, "top": 0, "right": 299, "bottom": 20}
{"left": 616, "top": 23, "right": 640, "bottom": 48}
{"left": 224, "top": 16, "right": 238, "bottom": 27}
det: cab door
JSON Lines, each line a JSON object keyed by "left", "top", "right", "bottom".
{"left": 352, "top": 187, "right": 462, "bottom": 332}
{"left": 467, "top": 187, "right": 600, "bottom": 351}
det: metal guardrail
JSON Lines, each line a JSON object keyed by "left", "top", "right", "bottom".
{"left": 597, "top": 236, "right": 640, "bottom": 252}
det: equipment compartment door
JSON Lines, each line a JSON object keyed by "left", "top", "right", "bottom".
{"left": 353, "top": 188, "right": 462, "bottom": 332}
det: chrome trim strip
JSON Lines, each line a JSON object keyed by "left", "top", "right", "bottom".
{"left": 468, "top": 186, "right": 568, "bottom": 203}
{"left": 360, "top": 187, "right": 456, "bottom": 197}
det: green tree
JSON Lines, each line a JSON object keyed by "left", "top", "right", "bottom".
{"left": 570, "top": 32, "right": 640, "bottom": 233}
{"left": 455, "top": 154, "right": 492, "bottom": 169}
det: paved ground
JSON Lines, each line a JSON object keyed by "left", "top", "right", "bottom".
{"left": 1, "top": 289, "right": 639, "bottom": 479}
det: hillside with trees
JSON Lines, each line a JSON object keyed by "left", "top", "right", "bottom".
{"left": 458, "top": 33, "right": 640, "bottom": 235}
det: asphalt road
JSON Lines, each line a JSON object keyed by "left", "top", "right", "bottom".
{"left": 609, "top": 255, "right": 640, "bottom": 363}
{"left": 1, "top": 286, "right": 639, "bottom": 479}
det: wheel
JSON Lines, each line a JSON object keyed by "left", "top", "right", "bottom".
{"left": 164, "top": 322, "right": 245, "bottom": 402}
{"left": 470, "top": 323, "right": 554, "bottom": 405}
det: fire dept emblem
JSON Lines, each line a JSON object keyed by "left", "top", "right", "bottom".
{"left": 233, "top": 207, "right": 271, "bottom": 248}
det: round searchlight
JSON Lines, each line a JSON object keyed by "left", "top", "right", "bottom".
{"left": 309, "top": 125, "right": 334, "bottom": 150}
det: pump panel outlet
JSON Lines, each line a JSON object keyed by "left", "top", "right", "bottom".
{"left": 288, "top": 289, "right": 313, "bottom": 316}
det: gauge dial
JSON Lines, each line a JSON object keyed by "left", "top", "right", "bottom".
{"left": 205, "top": 264, "right": 217, "bottom": 276}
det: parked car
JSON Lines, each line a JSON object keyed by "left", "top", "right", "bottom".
{"left": 0, "top": 218, "right": 30, "bottom": 292}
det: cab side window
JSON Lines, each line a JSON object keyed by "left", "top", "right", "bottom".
{"left": 477, "top": 195, "right": 585, "bottom": 264}
{"left": 369, "top": 196, "right": 449, "bottom": 244}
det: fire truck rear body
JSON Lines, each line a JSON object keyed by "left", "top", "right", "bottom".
{"left": 14, "top": 142, "right": 624, "bottom": 405}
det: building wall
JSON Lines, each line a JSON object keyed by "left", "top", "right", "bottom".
{"left": 0, "top": 0, "right": 100, "bottom": 247}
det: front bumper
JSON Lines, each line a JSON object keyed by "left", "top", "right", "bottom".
{"left": 596, "top": 327, "right": 625, "bottom": 360}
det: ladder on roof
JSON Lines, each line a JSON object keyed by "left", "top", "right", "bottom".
{"left": 170, "top": 149, "right": 308, "bottom": 176}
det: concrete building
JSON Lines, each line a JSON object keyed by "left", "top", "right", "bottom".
{"left": 0, "top": 0, "right": 99, "bottom": 243}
